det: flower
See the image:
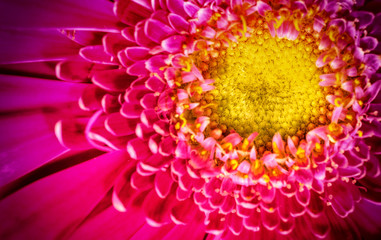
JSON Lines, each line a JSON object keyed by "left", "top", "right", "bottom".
{"left": 0, "top": 0, "right": 381, "bottom": 239}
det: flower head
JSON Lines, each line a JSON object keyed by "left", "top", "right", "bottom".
{"left": 0, "top": 0, "right": 381, "bottom": 239}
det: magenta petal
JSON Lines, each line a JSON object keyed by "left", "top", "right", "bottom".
{"left": 307, "top": 191, "right": 325, "bottom": 217}
{"left": 127, "top": 138, "right": 151, "bottom": 160}
{"left": 141, "top": 109, "right": 159, "bottom": 127}
{"left": 196, "top": 8, "right": 213, "bottom": 25}
{"left": 328, "top": 181, "right": 355, "bottom": 217}
{"left": 125, "top": 47, "right": 151, "bottom": 61}
{"left": 114, "top": 0, "right": 152, "bottom": 26}
{"left": 256, "top": 1, "right": 272, "bottom": 16}
{"left": 102, "top": 94, "right": 121, "bottom": 114}
{"left": 135, "top": 21, "right": 156, "bottom": 48}
{"left": 0, "top": 114, "right": 67, "bottom": 186}
{"left": 261, "top": 208, "right": 279, "bottom": 231}
{"left": 155, "top": 169, "right": 174, "bottom": 198}
{"left": 351, "top": 11, "right": 375, "bottom": 29}
{"left": 79, "top": 45, "right": 115, "bottom": 65}
{"left": 146, "top": 76, "right": 166, "bottom": 92}
{"left": 220, "top": 196, "right": 235, "bottom": 214}
{"left": 183, "top": 2, "right": 200, "bottom": 18}
{"left": 236, "top": 205, "right": 252, "bottom": 218}
{"left": 148, "top": 134, "right": 161, "bottom": 154}
{"left": 277, "top": 194, "right": 291, "bottom": 221}
{"left": 55, "top": 118, "right": 91, "bottom": 149}
{"left": 295, "top": 169, "right": 313, "bottom": 185}
{"left": 135, "top": 123, "right": 155, "bottom": 140}
{"left": 161, "top": 35, "right": 187, "bottom": 53}
{"left": 360, "top": 36, "right": 378, "bottom": 51}
{"left": 153, "top": 120, "right": 170, "bottom": 136}
{"left": 131, "top": 172, "right": 154, "bottom": 190}
{"left": 127, "top": 60, "right": 150, "bottom": 76}
{"left": 257, "top": 185, "right": 276, "bottom": 203}
{"left": 56, "top": 59, "right": 94, "bottom": 83}
{"left": 121, "top": 102, "right": 144, "bottom": 118}
{"left": 125, "top": 86, "right": 151, "bottom": 103}
{"left": 332, "top": 152, "right": 348, "bottom": 168}
{"left": 69, "top": 203, "right": 147, "bottom": 239}
{"left": 243, "top": 209, "right": 261, "bottom": 231}
{"left": 0, "top": 151, "right": 128, "bottom": 239}
{"left": 205, "top": 210, "right": 226, "bottom": 235}
{"left": 204, "top": 177, "right": 221, "bottom": 197}
{"left": 220, "top": 177, "right": 236, "bottom": 194}
{"left": 141, "top": 93, "right": 157, "bottom": 109}
{"left": 78, "top": 85, "right": 106, "bottom": 111}
{"left": 289, "top": 195, "right": 306, "bottom": 217}
{"left": 227, "top": 213, "right": 243, "bottom": 235}
{"left": 278, "top": 217, "right": 295, "bottom": 235}
{"left": 178, "top": 172, "right": 193, "bottom": 191}
{"left": 159, "top": 136, "right": 176, "bottom": 156}
{"left": 194, "top": 191, "right": 207, "bottom": 205}
{"left": 0, "top": 0, "right": 119, "bottom": 30}
{"left": 143, "top": 190, "right": 174, "bottom": 227}
{"left": 167, "top": 0, "right": 188, "bottom": 19}
{"left": 176, "top": 187, "right": 192, "bottom": 201}
{"left": 209, "top": 191, "right": 226, "bottom": 208}
{"left": 105, "top": 112, "right": 136, "bottom": 136}
{"left": 146, "top": 55, "right": 167, "bottom": 73}
{"left": 295, "top": 186, "right": 311, "bottom": 206}
{"left": 171, "top": 159, "right": 187, "bottom": 176}
{"left": 305, "top": 212, "right": 330, "bottom": 238}
{"left": 103, "top": 33, "right": 134, "bottom": 57}
{"left": 141, "top": 154, "right": 170, "bottom": 171}
{"left": 0, "top": 29, "right": 80, "bottom": 64}
{"left": 168, "top": 13, "right": 190, "bottom": 33}
{"left": 92, "top": 69, "right": 136, "bottom": 92}
{"left": 145, "top": 19, "right": 175, "bottom": 43}
{"left": 171, "top": 198, "right": 197, "bottom": 224}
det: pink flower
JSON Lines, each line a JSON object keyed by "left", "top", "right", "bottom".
{"left": 0, "top": 0, "right": 381, "bottom": 239}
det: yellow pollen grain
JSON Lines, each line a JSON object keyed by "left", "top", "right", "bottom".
{"left": 209, "top": 33, "right": 326, "bottom": 143}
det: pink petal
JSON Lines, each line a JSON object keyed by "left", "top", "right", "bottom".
{"left": 161, "top": 35, "right": 187, "bottom": 53}
{"left": 154, "top": 169, "right": 174, "bottom": 198}
{"left": 125, "top": 86, "right": 151, "bottom": 104}
{"left": 0, "top": 151, "right": 128, "bottom": 239}
{"left": 103, "top": 33, "right": 134, "bottom": 57}
{"left": 92, "top": 69, "right": 136, "bottom": 92}
{"left": 227, "top": 213, "right": 243, "bottom": 235}
{"left": 243, "top": 209, "right": 261, "bottom": 231}
{"left": 145, "top": 19, "right": 175, "bottom": 43}
{"left": 146, "top": 76, "right": 165, "bottom": 92}
{"left": 114, "top": 0, "right": 152, "bottom": 26}
{"left": 127, "top": 138, "right": 151, "bottom": 160}
{"left": 0, "top": 29, "right": 80, "bottom": 64}
{"left": 143, "top": 190, "right": 174, "bottom": 227}
{"left": 105, "top": 112, "right": 137, "bottom": 136}
{"left": 168, "top": 13, "right": 189, "bottom": 33}
{"left": 205, "top": 210, "right": 226, "bottom": 235}
{"left": 141, "top": 153, "right": 170, "bottom": 172}
{"left": 79, "top": 45, "right": 115, "bottom": 65}
{"left": 171, "top": 198, "right": 198, "bottom": 224}
{"left": 0, "top": 0, "right": 119, "bottom": 30}
{"left": 261, "top": 208, "right": 279, "bottom": 231}
{"left": 130, "top": 172, "right": 154, "bottom": 191}
{"left": 295, "top": 186, "right": 310, "bottom": 206}
{"left": 167, "top": 0, "right": 188, "bottom": 19}
{"left": 125, "top": 47, "right": 151, "bottom": 61}
{"left": 121, "top": 101, "right": 144, "bottom": 118}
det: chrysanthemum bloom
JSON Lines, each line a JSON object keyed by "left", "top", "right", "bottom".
{"left": 0, "top": 0, "right": 381, "bottom": 239}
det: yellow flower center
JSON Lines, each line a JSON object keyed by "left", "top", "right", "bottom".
{"left": 206, "top": 32, "right": 327, "bottom": 144}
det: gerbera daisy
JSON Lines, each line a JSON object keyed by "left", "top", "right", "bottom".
{"left": 0, "top": 0, "right": 381, "bottom": 239}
